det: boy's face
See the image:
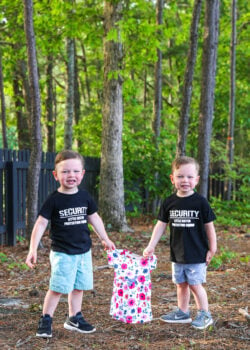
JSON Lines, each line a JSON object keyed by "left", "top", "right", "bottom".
{"left": 170, "top": 163, "right": 199, "bottom": 197}
{"left": 53, "top": 158, "right": 85, "bottom": 193}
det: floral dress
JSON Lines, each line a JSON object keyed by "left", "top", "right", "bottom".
{"left": 108, "top": 249, "right": 157, "bottom": 324}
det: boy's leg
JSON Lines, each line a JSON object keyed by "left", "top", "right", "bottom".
{"left": 177, "top": 282, "right": 190, "bottom": 313}
{"left": 68, "top": 289, "right": 83, "bottom": 316}
{"left": 36, "top": 290, "right": 61, "bottom": 338}
{"left": 189, "top": 284, "right": 208, "bottom": 311}
{"left": 43, "top": 289, "right": 62, "bottom": 316}
{"left": 189, "top": 285, "right": 213, "bottom": 329}
{"left": 188, "top": 267, "right": 213, "bottom": 329}
{"left": 64, "top": 289, "right": 96, "bottom": 333}
{"left": 161, "top": 263, "right": 192, "bottom": 323}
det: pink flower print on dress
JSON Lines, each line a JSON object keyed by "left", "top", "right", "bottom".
{"left": 138, "top": 275, "right": 146, "bottom": 283}
{"left": 139, "top": 293, "right": 146, "bottom": 300}
{"left": 120, "top": 249, "right": 128, "bottom": 255}
{"left": 126, "top": 316, "right": 133, "bottom": 323}
{"left": 128, "top": 298, "right": 136, "bottom": 307}
{"left": 140, "top": 258, "right": 148, "bottom": 267}
{"left": 118, "top": 289, "right": 123, "bottom": 296}
{"left": 121, "top": 263, "right": 127, "bottom": 269}
{"left": 129, "top": 282, "right": 136, "bottom": 289}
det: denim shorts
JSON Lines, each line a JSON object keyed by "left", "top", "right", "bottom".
{"left": 172, "top": 262, "right": 207, "bottom": 285}
{"left": 49, "top": 250, "right": 93, "bottom": 294}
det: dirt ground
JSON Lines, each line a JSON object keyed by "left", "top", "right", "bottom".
{"left": 0, "top": 216, "right": 249, "bottom": 350}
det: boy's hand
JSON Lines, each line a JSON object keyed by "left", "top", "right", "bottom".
{"left": 143, "top": 246, "right": 154, "bottom": 258}
{"left": 102, "top": 239, "right": 116, "bottom": 251}
{"left": 25, "top": 251, "right": 37, "bottom": 269}
{"left": 206, "top": 249, "right": 215, "bottom": 266}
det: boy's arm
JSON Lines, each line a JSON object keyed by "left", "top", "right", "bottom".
{"left": 25, "top": 215, "right": 49, "bottom": 269}
{"left": 88, "top": 212, "right": 116, "bottom": 250}
{"left": 205, "top": 221, "right": 217, "bottom": 265}
{"left": 143, "top": 220, "right": 167, "bottom": 257}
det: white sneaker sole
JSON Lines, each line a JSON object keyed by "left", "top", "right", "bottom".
{"left": 36, "top": 332, "right": 52, "bottom": 338}
{"left": 64, "top": 322, "right": 96, "bottom": 333}
{"left": 191, "top": 318, "right": 213, "bottom": 329}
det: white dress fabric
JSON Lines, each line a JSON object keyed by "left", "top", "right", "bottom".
{"left": 108, "top": 249, "right": 157, "bottom": 324}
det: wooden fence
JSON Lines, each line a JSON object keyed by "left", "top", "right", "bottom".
{"left": 0, "top": 149, "right": 100, "bottom": 246}
{"left": 0, "top": 148, "right": 229, "bottom": 246}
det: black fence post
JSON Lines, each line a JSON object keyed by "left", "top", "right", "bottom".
{"left": 6, "top": 159, "right": 17, "bottom": 246}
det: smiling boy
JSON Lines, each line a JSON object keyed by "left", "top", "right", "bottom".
{"left": 26, "top": 150, "right": 115, "bottom": 337}
{"left": 143, "top": 156, "right": 217, "bottom": 329}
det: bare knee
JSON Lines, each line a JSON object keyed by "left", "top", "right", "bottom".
{"left": 177, "top": 282, "right": 189, "bottom": 290}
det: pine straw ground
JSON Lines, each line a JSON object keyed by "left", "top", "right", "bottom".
{"left": 0, "top": 216, "right": 249, "bottom": 350}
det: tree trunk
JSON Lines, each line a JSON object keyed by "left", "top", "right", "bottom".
{"left": 152, "top": 0, "right": 164, "bottom": 214}
{"left": 198, "top": 0, "right": 220, "bottom": 197}
{"left": 64, "top": 37, "right": 75, "bottom": 150}
{"left": 80, "top": 42, "right": 91, "bottom": 104}
{"left": 18, "top": 58, "right": 32, "bottom": 134}
{"left": 226, "top": 0, "right": 237, "bottom": 200}
{"left": 99, "top": 0, "right": 130, "bottom": 232}
{"left": 46, "top": 54, "right": 55, "bottom": 152}
{"left": 153, "top": 0, "right": 163, "bottom": 143}
{"left": 13, "top": 68, "right": 30, "bottom": 149}
{"left": 74, "top": 42, "right": 82, "bottom": 149}
{"left": 23, "top": 0, "right": 42, "bottom": 240}
{"left": 0, "top": 49, "right": 8, "bottom": 148}
{"left": 177, "top": 0, "right": 203, "bottom": 157}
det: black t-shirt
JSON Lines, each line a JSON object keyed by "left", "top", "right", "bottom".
{"left": 39, "top": 189, "right": 97, "bottom": 254}
{"left": 158, "top": 192, "right": 216, "bottom": 264}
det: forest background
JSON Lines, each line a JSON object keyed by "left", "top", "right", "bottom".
{"left": 0, "top": 0, "right": 249, "bottom": 236}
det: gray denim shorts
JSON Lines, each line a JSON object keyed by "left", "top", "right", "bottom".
{"left": 172, "top": 262, "right": 207, "bottom": 285}
{"left": 49, "top": 249, "right": 93, "bottom": 294}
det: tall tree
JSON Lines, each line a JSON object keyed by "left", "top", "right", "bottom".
{"left": 152, "top": 0, "right": 164, "bottom": 214}
{"left": 99, "top": 0, "right": 129, "bottom": 232}
{"left": 198, "top": 0, "right": 220, "bottom": 197}
{"left": 177, "top": 0, "right": 203, "bottom": 157}
{"left": 153, "top": 0, "right": 164, "bottom": 145}
{"left": 226, "top": 0, "right": 237, "bottom": 200}
{"left": 23, "top": 0, "right": 42, "bottom": 239}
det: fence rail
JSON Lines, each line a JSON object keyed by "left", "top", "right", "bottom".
{"left": 0, "top": 149, "right": 100, "bottom": 246}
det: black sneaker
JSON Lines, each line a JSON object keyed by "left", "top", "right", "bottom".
{"left": 64, "top": 311, "right": 96, "bottom": 334}
{"left": 36, "top": 314, "right": 52, "bottom": 338}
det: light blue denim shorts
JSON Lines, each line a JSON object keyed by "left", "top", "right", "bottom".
{"left": 172, "top": 262, "right": 207, "bottom": 285}
{"left": 49, "top": 249, "right": 93, "bottom": 294}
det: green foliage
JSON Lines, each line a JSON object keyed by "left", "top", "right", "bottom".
{"left": 0, "top": 252, "right": 8, "bottom": 263}
{"left": 240, "top": 255, "right": 250, "bottom": 264}
{"left": 209, "top": 247, "right": 237, "bottom": 270}
{"left": 0, "top": 126, "right": 18, "bottom": 149}
{"left": 0, "top": 251, "right": 28, "bottom": 271}
{"left": 7, "top": 261, "right": 29, "bottom": 271}
{"left": 211, "top": 197, "right": 250, "bottom": 227}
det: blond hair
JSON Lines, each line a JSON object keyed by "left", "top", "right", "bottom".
{"left": 172, "top": 156, "right": 199, "bottom": 173}
{"left": 55, "top": 150, "right": 84, "bottom": 168}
